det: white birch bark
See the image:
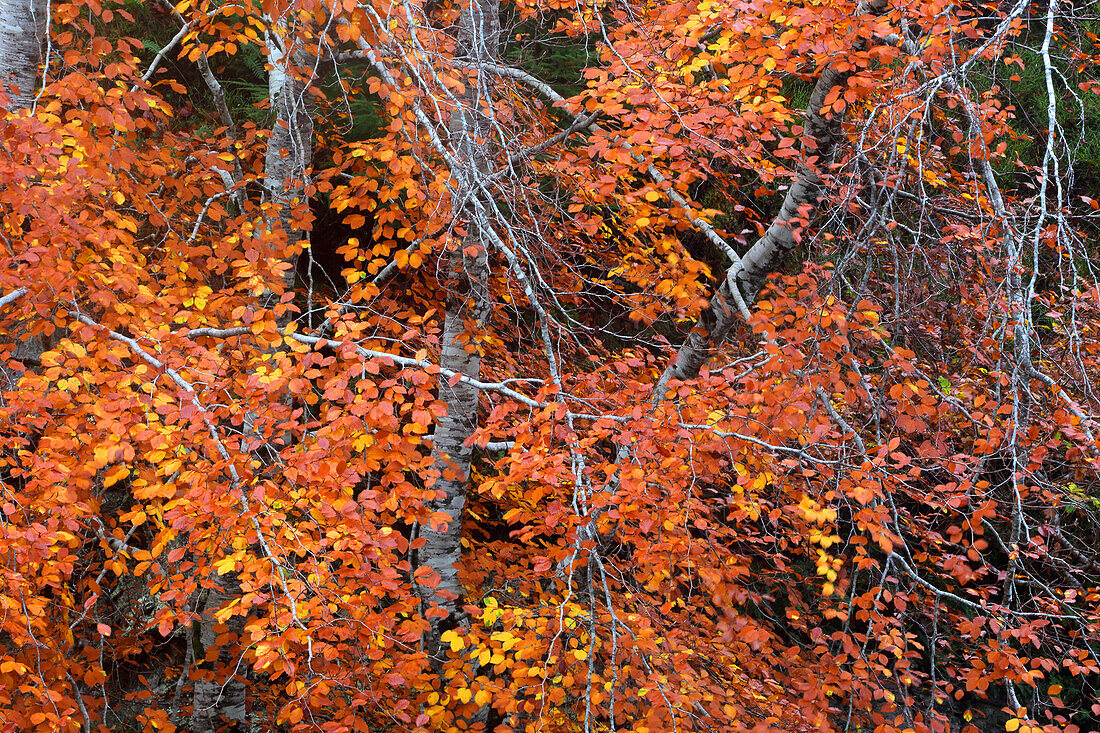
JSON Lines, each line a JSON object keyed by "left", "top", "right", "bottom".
{"left": 0, "top": 0, "right": 45, "bottom": 110}
{"left": 0, "top": 0, "right": 46, "bottom": 383}
{"left": 263, "top": 26, "right": 315, "bottom": 297}
{"left": 191, "top": 20, "right": 314, "bottom": 733}
{"left": 657, "top": 0, "right": 887, "bottom": 387}
{"left": 418, "top": 0, "right": 499, "bottom": 634}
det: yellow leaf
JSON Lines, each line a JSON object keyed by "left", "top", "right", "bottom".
{"left": 456, "top": 688, "right": 472, "bottom": 704}
{"left": 1005, "top": 719, "right": 1020, "bottom": 732}
{"left": 481, "top": 596, "right": 502, "bottom": 626}
{"left": 441, "top": 629, "right": 464, "bottom": 652}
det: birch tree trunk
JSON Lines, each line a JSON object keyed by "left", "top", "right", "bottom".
{"left": 191, "top": 578, "right": 248, "bottom": 732}
{"left": 191, "top": 21, "right": 314, "bottom": 733}
{"left": 658, "top": 0, "right": 887, "bottom": 385}
{"left": 0, "top": 0, "right": 46, "bottom": 383}
{"left": 418, "top": 0, "right": 498, "bottom": 637}
{"left": 0, "top": 0, "right": 45, "bottom": 110}
{"left": 263, "top": 25, "right": 315, "bottom": 297}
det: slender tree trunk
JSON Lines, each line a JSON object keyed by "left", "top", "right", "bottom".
{"left": 0, "top": 0, "right": 45, "bottom": 110}
{"left": 191, "top": 578, "right": 248, "bottom": 733}
{"left": 657, "top": 0, "right": 886, "bottom": 386}
{"left": 419, "top": 0, "right": 498, "bottom": 635}
{"left": 263, "top": 24, "right": 315, "bottom": 297}
{"left": 191, "top": 22, "right": 314, "bottom": 733}
{"left": 0, "top": 0, "right": 46, "bottom": 385}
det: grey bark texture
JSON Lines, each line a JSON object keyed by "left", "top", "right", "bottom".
{"left": 192, "top": 578, "right": 248, "bottom": 733}
{"left": 0, "top": 0, "right": 45, "bottom": 109}
{"left": 658, "top": 1, "right": 886, "bottom": 386}
{"left": 418, "top": 0, "right": 499, "bottom": 632}
{"left": 191, "top": 21, "right": 315, "bottom": 733}
{"left": 0, "top": 0, "right": 46, "bottom": 384}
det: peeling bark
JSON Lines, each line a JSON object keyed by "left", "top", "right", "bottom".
{"left": 263, "top": 26, "right": 315, "bottom": 298}
{"left": 419, "top": 241, "right": 490, "bottom": 621}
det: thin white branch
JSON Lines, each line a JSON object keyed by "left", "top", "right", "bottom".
{"left": 466, "top": 61, "right": 745, "bottom": 269}
{"left": 138, "top": 20, "right": 190, "bottom": 85}
{"left": 0, "top": 288, "right": 28, "bottom": 308}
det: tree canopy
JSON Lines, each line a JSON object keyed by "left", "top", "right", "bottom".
{"left": 1, "top": 0, "right": 1100, "bottom": 732}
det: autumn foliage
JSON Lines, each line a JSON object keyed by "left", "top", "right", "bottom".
{"left": 1, "top": 0, "right": 1100, "bottom": 732}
